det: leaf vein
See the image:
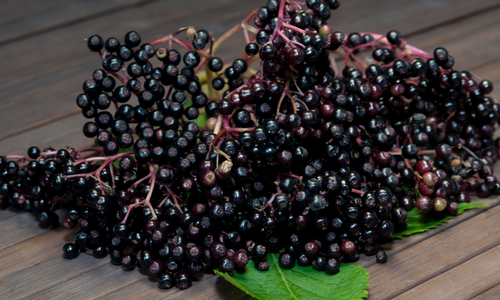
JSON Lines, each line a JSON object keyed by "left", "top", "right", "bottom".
{"left": 272, "top": 254, "right": 299, "bottom": 300}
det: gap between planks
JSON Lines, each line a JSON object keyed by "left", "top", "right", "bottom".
{"left": 394, "top": 244, "right": 500, "bottom": 300}
{"left": 366, "top": 203, "right": 500, "bottom": 299}
{"left": 0, "top": 0, "right": 158, "bottom": 47}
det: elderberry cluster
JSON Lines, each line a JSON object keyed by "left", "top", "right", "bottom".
{"left": 81, "top": 29, "right": 211, "bottom": 156}
{"left": 1, "top": 0, "right": 500, "bottom": 293}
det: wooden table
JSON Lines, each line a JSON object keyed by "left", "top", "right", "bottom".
{"left": 1, "top": 0, "right": 500, "bottom": 299}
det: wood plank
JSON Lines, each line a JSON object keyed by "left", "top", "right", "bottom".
{"left": 0, "top": 253, "right": 110, "bottom": 299}
{"left": 0, "top": 112, "right": 88, "bottom": 155}
{"left": 333, "top": 0, "right": 500, "bottom": 38}
{"left": 471, "top": 283, "right": 500, "bottom": 300}
{"left": 365, "top": 203, "right": 500, "bottom": 299}
{"left": 0, "top": 0, "right": 66, "bottom": 24}
{"left": 0, "top": 226, "right": 77, "bottom": 281}
{"left": 0, "top": 218, "right": 250, "bottom": 300}
{"left": 0, "top": 210, "right": 48, "bottom": 252}
{"left": 0, "top": 0, "right": 254, "bottom": 92}
{"left": 355, "top": 198, "right": 500, "bottom": 269}
{"left": 394, "top": 244, "right": 500, "bottom": 300}
{"left": 94, "top": 274, "right": 253, "bottom": 300}
{"left": 35, "top": 262, "right": 172, "bottom": 300}
{"left": 0, "top": 0, "right": 498, "bottom": 141}
{"left": 0, "top": 208, "right": 70, "bottom": 253}
{"left": 0, "top": 0, "right": 149, "bottom": 46}
{"left": 405, "top": 7, "right": 500, "bottom": 72}
{"left": 2, "top": 197, "right": 496, "bottom": 299}
{"left": 469, "top": 57, "right": 500, "bottom": 88}
{"left": 0, "top": 0, "right": 253, "bottom": 142}
{"left": 0, "top": 207, "right": 25, "bottom": 223}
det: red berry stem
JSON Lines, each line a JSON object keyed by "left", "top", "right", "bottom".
{"left": 144, "top": 164, "right": 157, "bottom": 220}
{"left": 128, "top": 173, "right": 152, "bottom": 191}
{"left": 351, "top": 189, "right": 365, "bottom": 196}
{"left": 4, "top": 155, "right": 32, "bottom": 161}
{"left": 441, "top": 111, "right": 456, "bottom": 138}
{"left": 457, "top": 143, "right": 481, "bottom": 160}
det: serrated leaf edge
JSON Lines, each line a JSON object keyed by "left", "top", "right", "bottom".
{"left": 393, "top": 203, "right": 489, "bottom": 238}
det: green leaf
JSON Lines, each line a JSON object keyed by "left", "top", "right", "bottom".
{"left": 392, "top": 202, "right": 488, "bottom": 238}
{"left": 215, "top": 253, "right": 369, "bottom": 300}
{"left": 194, "top": 113, "right": 208, "bottom": 129}
{"left": 401, "top": 185, "right": 418, "bottom": 199}
{"left": 183, "top": 100, "right": 208, "bottom": 129}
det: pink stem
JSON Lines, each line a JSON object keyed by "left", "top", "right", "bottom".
{"left": 158, "top": 195, "right": 171, "bottom": 208}
{"left": 214, "top": 115, "right": 224, "bottom": 135}
{"left": 285, "top": 172, "right": 303, "bottom": 181}
{"left": 351, "top": 189, "right": 365, "bottom": 196}
{"left": 281, "top": 22, "right": 315, "bottom": 35}
{"left": 76, "top": 147, "right": 103, "bottom": 153}
{"left": 223, "top": 78, "right": 267, "bottom": 100}
{"left": 173, "top": 37, "right": 195, "bottom": 52}
{"left": 109, "top": 71, "right": 127, "bottom": 85}
{"left": 5, "top": 155, "right": 32, "bottom": 161}
{"left": 329, "top": 54, "right": 339, "bottom": 78}
{"left": 222, "top": 116, "right": 230, "bottom": 129}
{"left": 74, "top": 150, "right": 134, "bottom": 166}
{"left": 243, "top": 29, "right": 251, "bottom": 44}
{"left": 165, "top": 184, "right": 184, "bottom": 211}
{"left": 128, "top": 173, "right": 152, "bottom": 191}
{"left": 144, "top": 164, "right": 158, "bottom": 220}
{"left": 360, "top": 32, "right": 432, "bottom": 59}
{"left": 278, "top": 31, "right": 305, "bottom": 48}
{"left": 260, "top": 193, "right": 278, "bottom": 211}
{"left": 110, "top": 165, "right": 116, "bottom": 188}
{"left": 270, "top": 0, "right": 287, "bottom": 42}
{"left": 39, "top": 150, "right": 58, "bottom": 157}
{"left": 227, "top": 127, "right": 255, "bottom": 133}
{"left": 93, "top": 158, "right": 112, "bottom": 194}
{"left": 388, "top": 150, "right": 436, "bottom": 156}
{"left": 121, "top": 200, "right": 146, "bottom": 224}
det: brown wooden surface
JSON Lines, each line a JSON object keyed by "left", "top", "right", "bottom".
{"left": 1, "top": 0, "right": 500, "bottom": 299}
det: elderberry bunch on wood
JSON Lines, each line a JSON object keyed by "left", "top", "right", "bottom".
{"left": 1, "top": 0, "right": 499, "bottom": 293}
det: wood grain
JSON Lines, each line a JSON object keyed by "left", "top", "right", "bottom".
{"left": 471, "top": 283, "right": 500, "bottom": 300}
{"left": 406, "top": 7, "right": 500, "bottom": 71}
{"left": 0, "top": 0, "right": 254, "bottom": 139}
{"left": 394, "top": 244, "right": 500, "bottom": 300}
{"left": 332, "top": 0, "right": 500, "bottom": 39}
{"left": 0, "top": 228, "right": 75, "bottom": 280}
{"left": 0, "top": 210, "right": 48, "bottom": 252}
{"left": 1, "top": 0, "right": 500, "bottom": 299}
{"left": 0, "top": 0, "right": 150, "bottom": 46}
{"left": 366, "top": 204, "right": 500, "bottom": 299}
{"left": 0, "top": 0, "right": 498, "bottom": 142}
